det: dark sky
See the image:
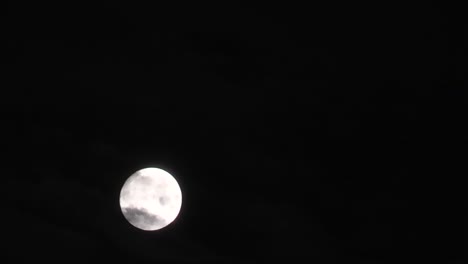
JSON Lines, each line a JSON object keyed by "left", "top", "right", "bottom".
{"left": 1, "top": 2, "right": 465, "bottom": 263}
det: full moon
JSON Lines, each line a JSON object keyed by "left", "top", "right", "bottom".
{"left": 119, "top": 167, "right": 182, "bottom": 231}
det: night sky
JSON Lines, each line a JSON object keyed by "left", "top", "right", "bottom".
{"left": 2, "top": 2, "right": 465, "bottom": 263}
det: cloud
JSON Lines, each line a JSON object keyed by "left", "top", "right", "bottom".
{"left": 122, "top": 206, "right": 166, "bottom": 230}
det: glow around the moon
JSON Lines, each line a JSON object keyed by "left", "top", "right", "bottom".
{"left": 119, "top": 167, "right": 182, "bottom": 231}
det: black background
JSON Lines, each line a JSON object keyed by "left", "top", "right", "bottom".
{"left": 1, "top": 2, "right": 465, "bottom": 263}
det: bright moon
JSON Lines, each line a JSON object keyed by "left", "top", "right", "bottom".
{"left": 119, "top": 167, "right": 182, "bottom": 231}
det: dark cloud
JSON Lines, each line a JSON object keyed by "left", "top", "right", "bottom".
{"left": 122, "top": 206, "right": 166, "bottom": 229}
{"left": 4, "top": 176, "right": 220, "bottom": 263}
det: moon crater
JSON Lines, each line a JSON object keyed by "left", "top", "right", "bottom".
{"left": 159, "top": 196, "right": 169, "bottom": 205}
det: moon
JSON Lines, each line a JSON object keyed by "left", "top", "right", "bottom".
{"left": 119, "top": 168, "right": 182, "bottom": 231}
